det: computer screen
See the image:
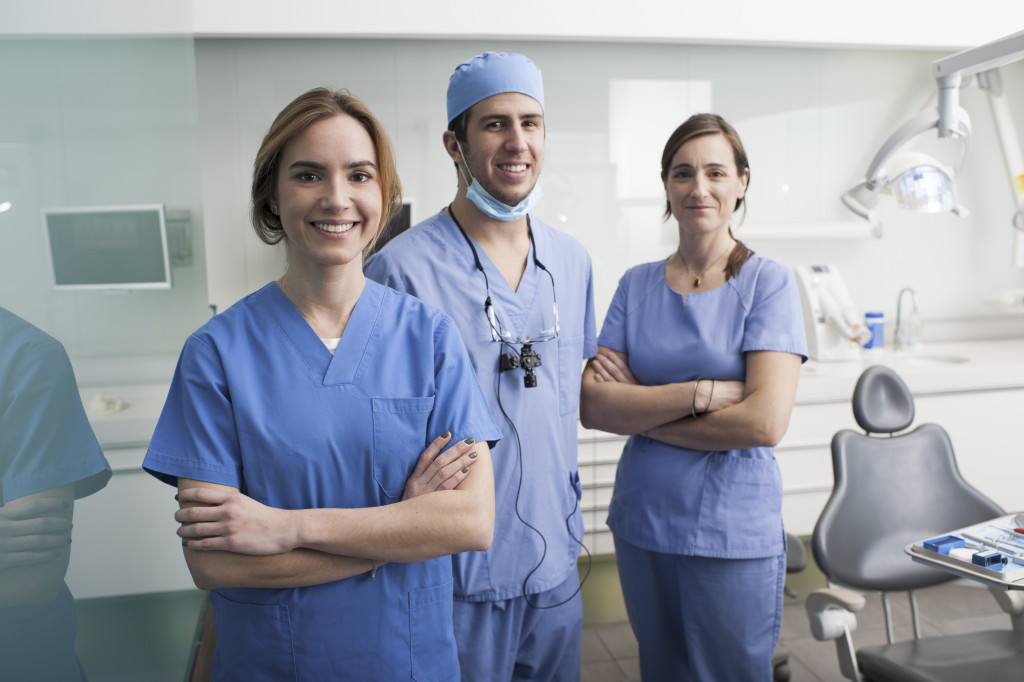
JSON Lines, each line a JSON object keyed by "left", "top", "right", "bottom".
{"left": 368, "top": 201, "right": 413, "bottom": 257}
{"left": 43, "top": 204, "right": 172, "bottom": 290}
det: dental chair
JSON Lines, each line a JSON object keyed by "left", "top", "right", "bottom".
{"left": 805, "top": 365, "right": 1024, "bottom": 681}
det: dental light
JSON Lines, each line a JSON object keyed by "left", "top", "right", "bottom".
{"left": 840, "top": 107, "right": 971, "bottom": 233}
{"left": 843, "top": 29, "right": 1024, "bottom": 261}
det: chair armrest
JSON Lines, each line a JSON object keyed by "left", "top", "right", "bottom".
{"left": 805, "top": 587, "right": 864, "bottom": 682}
{"left": 806, "top": 588, "right": 865, "bottom": 618}
{"left": 988, "top": 586, "right": 1024, "bottom": 632}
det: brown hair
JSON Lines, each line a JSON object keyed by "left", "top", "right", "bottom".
{"left": 660, "top": 113, "right": 753, "bottom": 280}
{"left": 250, "top": 88, "right": 402, "bottom": 255}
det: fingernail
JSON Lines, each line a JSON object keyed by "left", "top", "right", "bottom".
{"left": 464, "top": 437, "right": 475, "bottom": 445}
{"left": 461, "top": 467, "right": 469, "bottom": 474}
{"left": 469, "top": 452, "right": 478, "bottom": 459}
{"left": 174, "top": 493, "right": 179, "bottom": 501}
{"left": 181, "top": 540, "right": 188, "bottom": 547}
{"left": 441, "top": 431, "right": 451, "bottom": 439}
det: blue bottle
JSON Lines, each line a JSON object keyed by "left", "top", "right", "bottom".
{"left": 864, "top": 311, "right": 884, "bottom": 349}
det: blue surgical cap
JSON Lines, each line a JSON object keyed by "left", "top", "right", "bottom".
{"left": 446, "top": 52, "right": 545, "bottom": 125}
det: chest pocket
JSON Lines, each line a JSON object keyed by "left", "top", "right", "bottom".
{"left": 372, "top": 396, "right": 435, "bottom": 502}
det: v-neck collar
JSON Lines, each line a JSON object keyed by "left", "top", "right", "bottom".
{"left": 263, "top": 280, "right": 383, "bottom": 386}
{"left": 438, "top": 211, "right": 543, "bottom": 336}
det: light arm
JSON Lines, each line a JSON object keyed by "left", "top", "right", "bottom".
{"left": 933, "top": 29, "right": 1024, "bottom": 137}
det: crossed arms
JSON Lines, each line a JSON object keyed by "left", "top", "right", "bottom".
{"left": 580, "top": 346, "right": 801, "bottom": 451}
{"left": 174, "top": 432, "right": 493, "bottom": 590}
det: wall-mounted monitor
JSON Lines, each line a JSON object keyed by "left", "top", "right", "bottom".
{"left": 43, "top": 204, "right": 172, "bottom": 291}
{"left": 368, "top": 200, "right": 413, "bottom": 257}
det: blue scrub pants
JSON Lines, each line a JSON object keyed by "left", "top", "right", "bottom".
{"left": 453, "top": 570, "right": 583, "bottom": 682}
{"left": 614, "top": 535, "right": 785, "bottom": 681}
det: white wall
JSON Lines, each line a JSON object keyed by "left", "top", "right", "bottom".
{"left": 3, "top": 23, "right": 1023, "bottom": 364}
{"left": 196, "top": 37, "right": 1024, "bottom": 335}
{"left": 0, "top": 37, "right": 210, "bottom": 358}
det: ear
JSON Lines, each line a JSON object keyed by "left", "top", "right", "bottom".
{"left": 738, "top": 168, "right": 750, "bottom": 198}
{"left": 442, "top": 130, "right": 462, "bottom": 164}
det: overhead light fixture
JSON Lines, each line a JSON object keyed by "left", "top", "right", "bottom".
{"left": 0, "top": 201, "right": 11, "bottom": 213}
{"left": 840, "top": 107, "right": 971, "bottom": 233}
{"left": 843, "top": 29, "right": 1024, "bottom": 260}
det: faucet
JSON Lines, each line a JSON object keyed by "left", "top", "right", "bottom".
{"left": 894, "top": 287, "right": 920, "bottom": 351}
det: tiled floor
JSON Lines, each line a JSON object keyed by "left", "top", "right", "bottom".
{"left": 580, "top": 580, "right": 1016, "bottom": 681}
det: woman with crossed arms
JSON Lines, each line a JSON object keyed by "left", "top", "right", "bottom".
{"left": 580, "top": 113, "right": 806, "bottom": 680}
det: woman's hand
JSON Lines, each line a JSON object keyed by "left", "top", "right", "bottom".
{"left": 589, "top": 348, "right": 639, "bottom": 385}
{"left": 0, "top": 496, "right": 72, "bottom": 570}
{"left": 402, "top": 432, "right": 481, "bottom": 501}
{"left": 175, "top": 432, "right": 483, "bottom": 556}
{"left": 175, "top": 487, "right": 295, "bottom": 555}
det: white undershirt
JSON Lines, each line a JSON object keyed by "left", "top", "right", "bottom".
{"left": 321, "top": 337, "right": 340, "bottom": 354}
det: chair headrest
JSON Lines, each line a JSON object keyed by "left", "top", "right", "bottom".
{"left": 851, "top": 365, "right": 915, "bottom": 434}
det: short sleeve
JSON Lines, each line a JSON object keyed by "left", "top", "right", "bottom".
{"left": 581, "top": 254, "right": 598, "bottom": 359}
{"left": 596, "top": 272, "right": 631, "bottom": 355}
{"left": 1, "top": 337, "right": 110, "bottom": 505}
{"left": 425, "top": 316, "right": 501, "bottom": 448}
{"left": 741, "top": 262, "right": 809, "bottom": 361}
{"left": 365, "top": 251, "right": 409, "bottom": 295}
{"left": 143, "top": 335, "right": 244, "bottom": 489}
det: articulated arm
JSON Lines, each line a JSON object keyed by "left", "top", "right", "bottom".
{"left": 805, "top": 587, "right": 866, "bottom": 682}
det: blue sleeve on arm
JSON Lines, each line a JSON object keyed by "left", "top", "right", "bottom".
{"left": 143, "top": 335, "right": 244, "bottom": 489}
{"left": 742, "top": 261, "right": 809, "bottom": 362}
{"left": 596, "top": 271, "right": 631, "bottom": 354}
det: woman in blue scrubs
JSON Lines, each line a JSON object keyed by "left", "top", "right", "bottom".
{"left": 143, "top": 88, "right": 499, "bottom": 681}
{"left": 579, "top": 113, "right": 806, "bottom": 680}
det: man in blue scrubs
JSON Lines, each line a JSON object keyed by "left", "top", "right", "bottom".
{"left": 366, "top": 52, "right": 597, "bottom": 681}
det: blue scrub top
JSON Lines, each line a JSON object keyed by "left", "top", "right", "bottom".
{"left": 143, "top": 281, "right": 500, "bottom": 681}
{"left": 366, "top": 210, "right": 597, "bottom": 601}
{"left": 598, "top": 255, "right": 807, "bottom": 559}
{"left": 0, "top": 307, "right": 110, "bottom": 681}
{"left": 0, "top": 307, "right": 110, "bottom": 505}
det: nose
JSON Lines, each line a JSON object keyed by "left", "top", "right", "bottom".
{"left": 319, "top": 176, "right": 350, "bottom": 211}
{"left": 504, "top": 125, "right": 528, "bottom": 152}
{"left": 689, "top": 175, "right": 709, "bottom": 199}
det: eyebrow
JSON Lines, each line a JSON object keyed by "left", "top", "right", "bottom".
{"left": 287, "top": 159, "right": 377, "bottom": 171}
{"left": 478, "top": 112, "right": 544, "bottom": 123}
{"left": 670, "top": 162, "right": 728, "bottom": 172}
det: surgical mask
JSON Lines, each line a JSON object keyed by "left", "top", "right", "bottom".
{"left": 456, "top": 139, "right": 543, "bottom": 222}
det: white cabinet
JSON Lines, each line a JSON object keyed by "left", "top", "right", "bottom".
{"left": 578, "top": 386, "right": 1024, "bottom": 550}
{"left": 67, "top": 379, "right": 196, "bottom": 599}
{"left": 65, "top": 451, "right": 195, "bottom": 599}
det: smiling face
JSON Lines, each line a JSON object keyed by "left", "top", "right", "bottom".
{"left": 664, "top": 132, "right": 748, "bottom": 236}
{"left": 273, "top": 114, "right": 382, "bottom": 274}
{"left": 452, "top": 92, "right": 544, "bottom": 207}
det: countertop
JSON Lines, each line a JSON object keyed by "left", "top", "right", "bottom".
{"left": 75, "top": 341, "right": 1024, "bottom": 449}
{"left": 797, "top": 339, "right": 1024, "bottom": 404}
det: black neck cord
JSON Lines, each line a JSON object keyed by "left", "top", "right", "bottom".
{"left": 446, "top": 204, "right": 591, "bottom": 609}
